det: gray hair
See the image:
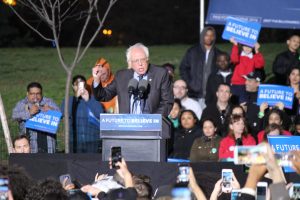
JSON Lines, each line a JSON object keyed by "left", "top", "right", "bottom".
{"left": 126, "top": 43, "right": 149, "bottom": 62}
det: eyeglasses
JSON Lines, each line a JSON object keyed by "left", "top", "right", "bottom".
{"left": 131, "top": 57, "right": 148, "bottom": 64}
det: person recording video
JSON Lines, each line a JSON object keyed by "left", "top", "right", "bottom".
{"left": 92, "top": 43, "right": 173, "bottom": 117}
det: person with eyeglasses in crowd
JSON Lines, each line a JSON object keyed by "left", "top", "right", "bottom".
{"left": 12, "top": 82, "right": 60, "bottom": 153}
{"left": 92, "top": 43, "right": 173, "bottom": 117}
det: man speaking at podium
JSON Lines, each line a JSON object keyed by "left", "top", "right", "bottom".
{"left": 92, "top": 43, "right": 173, "bottom": 117}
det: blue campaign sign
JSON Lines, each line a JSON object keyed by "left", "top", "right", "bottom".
{"left": 25, "top": 110, "right": 62, "bottom": 134}
{"left": 100, "top": 114, "right": 162, "bottom": 131}
{"left": 222, "top": 17, "right": 261, "bottom": 47}
{"left": 268, "top": 136, "right": 300, "bottom": 172}
{"left": 206, "top": 0, "right": 300, "bottom": 29}
{"left": 257, "top": 84, "right": 294, "bottom": 109}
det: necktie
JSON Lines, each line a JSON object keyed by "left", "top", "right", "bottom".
{"left": 138, "top": 75, "right": 144, "bottom": 112}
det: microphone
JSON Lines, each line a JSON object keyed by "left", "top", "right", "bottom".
{"left": 138, "top": 79, "right": 148, "bottom": 99}
{"left": 128, "top": 78, "right": 138, "bottom": 96}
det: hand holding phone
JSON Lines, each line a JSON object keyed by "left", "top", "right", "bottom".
{"left": 59, "top": 174, "right": 72, "bottom": 186}
{"left": 78, "top": 81, "right": 85, "bottom": 90}
{"left": 111, "top": 146, "right": 122, "bottom": 169}
{"left": 222, "top": 169, "right": 233, "bottom": 193}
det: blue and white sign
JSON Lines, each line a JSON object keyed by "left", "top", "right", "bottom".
{"left": 268, "top": 136, "right": 300, "bottom": 172}
{"left": 222, "top": 17, "right": 261, "bottom": 47}
{"left": 257, "top": 84, "right": 294, "bottom": 109}
{"left": 25, "top": 110, "right": 62, "bottom": 134}
{"left": 100, "top": 114, "right": 162, "bottom": 131}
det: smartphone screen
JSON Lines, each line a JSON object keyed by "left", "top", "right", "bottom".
{"left": 111, "top": 146, "right": 122, "bottom": 169}
{"left": 222, "top": 170, "right": 233, "bottom": 192}
{"left": 59, "top": 174, "right": 72, "bottom": 186}
{"left": 234, "top": 145, "right": 266, "bottom": 165}
{"left": 257, "top": 186, "right": 267, "bottom": 200}
{"left": 256, "top": 182, "right": 267, "bottom": 200}
{"left": 78, "top": 82, "right": 84, "bottom": 90}
{"left": 289, "top": 183, "right": 300, "bottom": 199}
{"left": 0, "top": 178, "right": 9, "bottom": 200}
{"left": 178, "top": 164, "right": 189, "bottom": 183}
{"left": 231, "top": 189, "right": 241, "bottom": 200}
{"left": 171, "top": 187, "right": 191, "bottom": 200}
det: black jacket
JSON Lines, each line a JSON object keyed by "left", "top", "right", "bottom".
{"left": 272, "top": 50, "right": 300, "bottom": 85}
{"left": 172, "top": 125, "right": 202, "bottom": 159}
{"left": 93, "top": 64, "right": 173, "bottom": 117}
{"left": 205, "top": 70, "right": 232, "bottom": 104}
{"left": 179, "top": 27, "right": 221, "bottom": 98}
{"left": 201, "top": 103, "right": 232, "bottom": 137}
{"left": 245, "top": 91, "right": 262, "bottom": 138}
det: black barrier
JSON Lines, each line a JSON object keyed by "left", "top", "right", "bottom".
{"left": 9, "top": 154, "right": 300, "bottom": 197}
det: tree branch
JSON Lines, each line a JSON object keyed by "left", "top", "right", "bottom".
{"left": 8, "top": 5, "right": 53, "bottom": 42}
{"left": 71, "top": 0, "right": 96, "bottom": 70}
{"left": 77, "top": 0, "right": 117, "bottom": 62}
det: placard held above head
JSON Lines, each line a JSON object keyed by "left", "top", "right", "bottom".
{"left": 222, "top": 17, "right": 261, "bottom": 47}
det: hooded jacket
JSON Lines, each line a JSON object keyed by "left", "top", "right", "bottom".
{"left": 179, "top": 27, "right": 221, "bottom": 98}
{"left": 86, "top": 58, "right": 117, "bottom": 113}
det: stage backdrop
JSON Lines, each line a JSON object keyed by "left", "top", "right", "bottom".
{"left": 206, "top": 0, "right": 300, "bottom": 29}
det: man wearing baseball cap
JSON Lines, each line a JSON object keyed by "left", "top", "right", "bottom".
{"left": 243, "top": 71, "right": 263, "bottom": 139}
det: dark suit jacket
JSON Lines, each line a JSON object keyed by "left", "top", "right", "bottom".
{"left": 93, "top": 64, "right": 173, "bottom": 117}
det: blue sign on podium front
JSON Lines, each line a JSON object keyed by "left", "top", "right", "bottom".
{"left": 100, "top": 114, "right": 162, "bottom": 131}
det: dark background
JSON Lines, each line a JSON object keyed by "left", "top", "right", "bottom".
{"left": 0, "top": 0, "right": 299, "bottom": 47}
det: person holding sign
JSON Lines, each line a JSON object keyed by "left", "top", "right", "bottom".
{"left": 230, "top": 37, "right": 265, "bottom": 104}
{"left": 12, "top": 82, "right": 60, "bottom": 153}
{"left": 257, "top": 108, "right": 292, "bottom": 143}
{"left": 61, "top": 75, "right": 104, "bottom": 153}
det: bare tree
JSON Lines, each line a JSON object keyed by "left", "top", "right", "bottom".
{"left": 5, "top": 0, "right": 117, "bottom": 153}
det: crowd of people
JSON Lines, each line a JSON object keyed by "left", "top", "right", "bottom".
{"left": 5, "top": 27, "right": 300, "bottom": 199}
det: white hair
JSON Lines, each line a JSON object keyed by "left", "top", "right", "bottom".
{"left": 126, "top": 43, "right": 149, "bottom": 62}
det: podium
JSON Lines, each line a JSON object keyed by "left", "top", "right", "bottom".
{"left": 100, "top": 114, "right": 171, "bottom": 162}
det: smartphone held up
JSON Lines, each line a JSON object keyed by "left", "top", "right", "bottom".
{"left": 234, "top": 145, "right": 266, "bottom": 165}
{"left": 111, "top": 146, "right": 122, "bottom": 169}
{"left": 222, "top": 169, "right": 233, "bottom": 193}
{"left": 0, "top": 178, "right": 9, "bottom": 200}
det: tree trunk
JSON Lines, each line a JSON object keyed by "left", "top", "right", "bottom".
{"left": 64, "top": 71, "right": 72, "bottom": 153}
{"left": 0, "top": 94, "right": 13, "bottom": 153}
